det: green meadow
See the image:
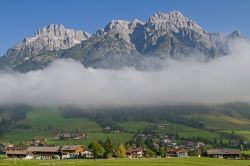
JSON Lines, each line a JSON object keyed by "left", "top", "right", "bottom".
{"left": 19, "top": 108, "right": 101, "bottom": 132}
{"left": 119, "top": 121, "right": 151, "bottom": 133}
{"left": 186, "top": 113, "right": 250, "bottom": 130}
{"left": 0, "top": 157, "right": 250, "bottom": 166}
{"left": 2, "top": 107, "right": 250, "bottom": 146}
{"left": 0, "top": 108, "right": 133, "bottom": 146}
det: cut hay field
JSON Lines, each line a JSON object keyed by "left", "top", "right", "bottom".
{"left": 0, "top": 157, "right": 250, "bottom": 166}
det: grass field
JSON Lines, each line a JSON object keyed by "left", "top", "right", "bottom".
{"left": 1, "top": 108, "right": 250, "bottom": 146}
{"left": 177, "top": 127, "right": 222, "bottom": 140}
{"left": 0, "top": 108, "right": 133, "bottom": 145}
{"left": 184, "top": 112, "right": 250, "bottom": 141}
{"left": 150, "top": 122, "right": 223, "bottom": 141}
{"left": 47, "top": 132, "right": 133, "bottom": 146}
{"left": 0, "top": 130, "right": 133, "bottom": 146}
{"left": 0, "top": 129, "right": 54, "bottom": 144}
{"left": 119, "top": 121, "right": 151, "bottom": 133}
{"left": 0, "top": 157, "right": 250, "bottom": 166}
{"left": 0, "top": 109, "right": 226, "bottom": 145}
{"left": 19, "top": 108, "right": 101, "bottom": 132}
{"left": 186, "top": 113, "right": 250, "bottom": 130}
{"left": 221, "top": 130, "right": 250, "bottom": 141}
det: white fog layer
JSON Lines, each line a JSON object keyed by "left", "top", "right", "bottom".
{"left": 0, "top": 40, "right": 250, "bottom": 108}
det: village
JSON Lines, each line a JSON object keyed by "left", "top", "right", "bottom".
{"left": 0, "top": 143, "right": 243, "bottom": 160}
{"left": 0, "top": 129, "right": 244, "bottom": 160}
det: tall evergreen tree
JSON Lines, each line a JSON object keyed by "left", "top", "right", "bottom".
{"left": 104, "top": 137, "right": 114, "bottom": 158}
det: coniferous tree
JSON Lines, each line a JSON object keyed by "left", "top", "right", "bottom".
{"left": 104, "top": 137, "right": 114, "bottom": 158}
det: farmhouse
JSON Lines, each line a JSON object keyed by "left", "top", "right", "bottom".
{"left": 60, "top": 145, "right": 84, "bottom": 159}
{"left": 27, "top": 146, "right": 61, "bottom": 159}
{"left": 166, "top": 148, "right": 188, "bottom": 157}
{"left": 126, "top": 147, "right": 145, "bottom": 158}
{"left": 5, "top": 146, "right": 28, "bottom": 158}
{"left": 5, "top": 145, "right": 85, "bottom": 159}
{"left": 207, "top": 149, "right": 241, "bottom": 159}
{"left": 55, "top": 132, "right": 86, "bottom": 140}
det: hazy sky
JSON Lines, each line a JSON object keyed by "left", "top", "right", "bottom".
{"left": 0, "top": 0, "right": 250, "bottom": 55}
{"left": 0, "top": 39, "right": 250, "bottom": 108}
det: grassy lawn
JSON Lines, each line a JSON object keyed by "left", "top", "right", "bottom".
{"left": 0, "top": 157, "right": 250, "bottom": 166}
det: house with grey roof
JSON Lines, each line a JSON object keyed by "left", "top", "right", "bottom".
{"left": 207, "top": 149, "right": 241, "bottom": 159}
{"left": 27, "top": 146, "right": 61, "bottom": 159}
{"left": 5, "top": 146, "right": 28, "bottom": 158}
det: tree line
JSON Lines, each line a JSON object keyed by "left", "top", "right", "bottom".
{"left": 87, "top": 137, "right": 126, "bottom": 158}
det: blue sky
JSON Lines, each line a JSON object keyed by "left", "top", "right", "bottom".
{"left": 0, "top": 0, "right": 249, "bottom": 55}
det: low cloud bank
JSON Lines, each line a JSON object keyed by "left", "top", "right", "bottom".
{"left": 1, "top": 40, "right": 250, "bottom": 108}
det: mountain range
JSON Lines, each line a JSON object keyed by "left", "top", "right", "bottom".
{"left": 0, "top": 11, "right": 244, "bottom": 72}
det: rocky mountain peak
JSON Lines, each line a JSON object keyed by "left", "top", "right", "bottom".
{"left": 35, "top": 24, "right": 66, "bottom": 36}
{"left": 104, "top": 20, "right": 130, "bottom": 32}
{"left": 151, "top": 10, "right": 185, "bottom": 21}
{"left": 147, "top": 11, "right": 207, "bottom": 36}
{"left": 102, "top": 19, "right": 144, "bottom": 43}
{"left": 13, "top": 24, "right": 89, "bottom": 55}
{"left": 104, "top": 19, "right": 144, "bottom": 32}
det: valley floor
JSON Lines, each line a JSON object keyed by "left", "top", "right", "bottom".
{"left": 0, "top": 157, "right": 250, "bottom": 166}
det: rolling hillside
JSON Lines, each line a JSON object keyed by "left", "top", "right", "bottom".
{"left": 1, "top": 103, "right": 250, "bottom": 145}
